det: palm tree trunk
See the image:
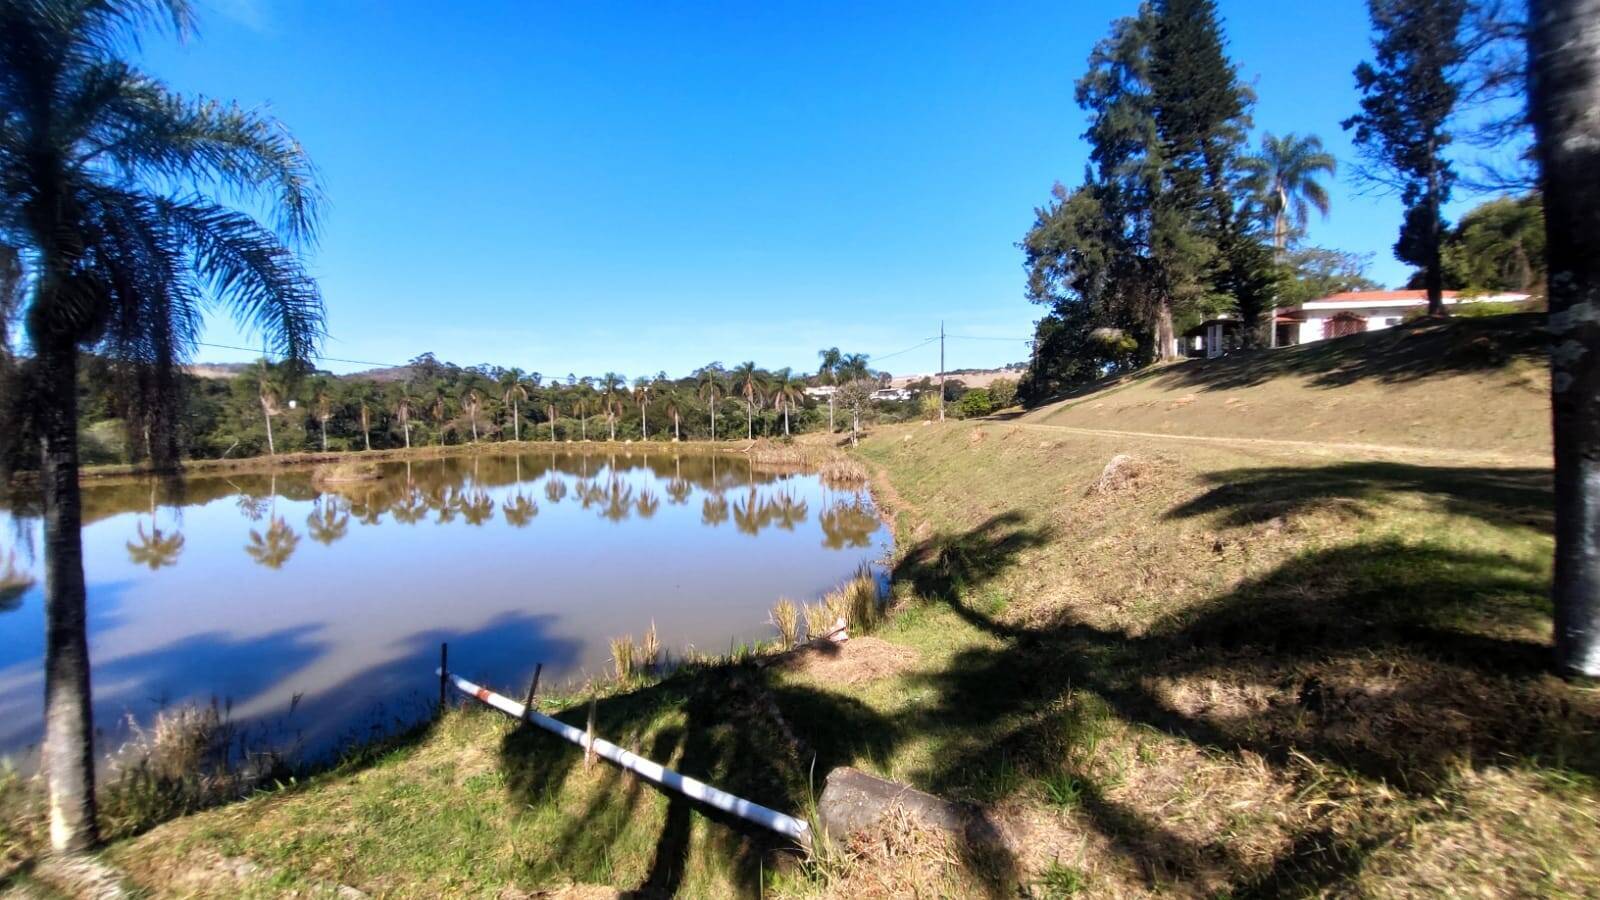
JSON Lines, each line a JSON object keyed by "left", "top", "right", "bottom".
{"left": 609, "top": 414, "right": 615, "bottom": 441}
{"left": 513, "top": 401, "right": 520, "bottom": 442}
{"left": 709, "top": 404, "right": 716, "bottom": 441}
{"left": 828, "top": 395, "right": 835, "bottom": 433}
{"left": 675, "top": 413, "right": 681, "bottom": 442}
{"left": 783, "top": 403, "right": 790, "bottom": 436}
{"left": 1532, "top": 0, "right": 1600, "bottom": 676}
{"left": 319, "top": 418, "right": 327, "bottom": 452}
{"left": 362, "top": 409, "right": 371, "bottom": 451}
{"left": 36, "top": 342, "right": 100, "bottom": 853}
{"left": 403, "top": 421, "right": 411, "bottom": 450}
{"left": 471, "top": 416, "right": 478, "bottom": 443}
{"left": 261, "top": 398, "right": 275, "bottom": 455}
{"left": 746, "top": 402, "right": 753, "bottom": 440}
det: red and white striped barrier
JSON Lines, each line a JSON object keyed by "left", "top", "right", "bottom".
{"left": 438, "top": 669, "right": 812, "bottom": 845}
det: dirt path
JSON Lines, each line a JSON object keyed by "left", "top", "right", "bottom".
{"left": 998, "top": 421, "right": 1552, "bottom": 468}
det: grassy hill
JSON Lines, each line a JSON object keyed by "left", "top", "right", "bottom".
{"left": 1022, "top": 314, "right": 1551, "bottom": 460}
{"left": 5, "top": 316, "right": 1590, "bottom": 898}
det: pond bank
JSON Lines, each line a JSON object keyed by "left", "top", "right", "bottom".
{"left": 10, "top": 419, "right": 1597, "bottom": 897}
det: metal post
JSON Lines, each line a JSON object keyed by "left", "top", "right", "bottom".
{"left": 438, "top": 642, "right": 448, "bottom": 714}
{"left": 938, "top": 320, "right": 946, "bottom": 422}
{"left": 522, "top": 663, "right": 543, "bottom": 711}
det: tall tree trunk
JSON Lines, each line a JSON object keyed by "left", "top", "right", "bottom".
{"left": 608, "top": 414, "right": 615, "bottom": 441}
{"left": 319, "top": 418, "right": 327, "bottom": 452}
{"left": 513, "top": 401, "right": 520, "bottom": 442}
{"left": 37, "top": 343, "right": 100, "bottom": 853}
{"left": 827, "top": 395, "right": 835, "bottom": 433}
{"left": 783, "top": 403, "right": 790, "bottom": 436}
{"left": 746, "top": 402, "right": 753, "bottom": 440}
{"left": 362, "top": 408, "right": 371, "bottom": 451}
{"left": 1531, "top": 0, "right": 1600, "bottom": 676}
{"left": 403, "top": 421, "right": 411, "bottom": 450}
{"left": 1154, "top": 303, "right": 1176, "bottom": 362}
{"left": 641, "top": 405, "right": 647, "bottom": 440}
{"left": 709, "top": 404, "right": 715, "bottom": 441}
{"left": 261, "top": 397, "right": 275, "bottom": 455}
{"left": 675, "top": 414, "right": 680, "bottom": 441}
{"left": 1424, "top": 165, "right": 1445, "bottom": 317}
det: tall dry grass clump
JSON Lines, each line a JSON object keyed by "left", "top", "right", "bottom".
{"left": 803, "top": 601, "right": 834, "bottom": 641}
{"left": 819, "top": 568, "right": 882, "bottom": 634}
{"left": 818, "top": 455, "right": 869, "bottom": 489}
{"left": 770, "top": 598, "right": 800, "bottom": 649}
{"left": 609, "top": 635, "right": 637, "bottom": 682}
{"left": 100, "top": 700, "right": 288, "bottom": 837}
{"left": 639, "top": 622, "right": 661, "bottom": 673}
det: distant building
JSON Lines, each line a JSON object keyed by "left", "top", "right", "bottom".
{"left": 804, "top": 385, "right": 837, "bottom": 399}
{"left": 1182, "top": 290, "right": 1532, "bottom": 359}
{"left": 870, "top": 387, "right": 912, "bottom": 402}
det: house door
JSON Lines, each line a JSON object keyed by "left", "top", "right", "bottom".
{"left": 1323, "top": 312, "right": 1368, "bottom": 340}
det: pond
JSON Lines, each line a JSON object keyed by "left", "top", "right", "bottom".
{"left": 0, "top": 450, "right": 889, "bottom": 764}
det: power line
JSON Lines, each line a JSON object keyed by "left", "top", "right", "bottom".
{"left": 194, "top": 341, "right": 408, "bottom": 371}
{"left": 945, "top": 334, "right": 1033, "bottom": 342}
{"left": 864, "top": 336, "right": 940, "bottom": 362}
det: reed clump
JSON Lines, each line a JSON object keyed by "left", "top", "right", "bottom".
{"left": 770, "top": 598, "right": 800, "bottom": 649}
{"left": 818, "top": 454, "right": 870, "bottom": 489}
{"left": 609, "top": 635, "right": 637, "bottom": 682}
{"left": 803, "top": 601, "right": 834, "bottom": 641}
{"left": 639, "top": 622, "right": 661, "bottom": 673}
{"left": 820, "top": 568, "right": 882, "bottom": 634}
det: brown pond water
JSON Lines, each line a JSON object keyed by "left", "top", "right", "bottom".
{"left": 0, "top": 450, "right": 888, "bottom": 762}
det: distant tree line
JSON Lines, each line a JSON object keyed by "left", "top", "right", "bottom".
{"left": 1018, "top": 0, "right": 1542, "bottom": 405}
{"left": 7, "top": 346, "right": 1020, "bottom": 470}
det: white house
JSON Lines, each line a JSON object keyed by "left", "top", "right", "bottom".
{"left": 870, "top": 387, "right": 913, "bottom": 402}
{"left": 1274, "top": 290, "right": 1530, "bottom": 347}
{"left": 1183, "top": 289, "right": 1532, "bottom": 358}
{"left": 804, "top": 385, "right": 837, "bottom": 399}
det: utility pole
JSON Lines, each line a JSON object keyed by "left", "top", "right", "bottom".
{"left": 938, "top": 321, "right": 946, "bottom": 422}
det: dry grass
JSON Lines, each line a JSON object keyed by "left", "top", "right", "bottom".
{"left": 309, "top": 460, "right": 382, "bottom": 484}
{"left": 803, "top": 602, "right": 835, "bottom": 641}
{"left": 771, "top": 598, "right": 801, "bottom": 649}
{"left": 1025, "top": 315, "right": 1551, "bottom": 459}
{"left": 608, "top": 636, "right": 637, "bottom": 682}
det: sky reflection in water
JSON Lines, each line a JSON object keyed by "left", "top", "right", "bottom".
{"left": 0, "top": 451, "right": 887, "bottom": 762}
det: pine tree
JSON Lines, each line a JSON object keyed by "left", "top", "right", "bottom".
{"left": 1344, "top": 0, "right": 1468, "bottom": 316}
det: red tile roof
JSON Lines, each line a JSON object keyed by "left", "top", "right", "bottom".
{"left": 1313, "top": 290, "right": 1459, "bottom": 303}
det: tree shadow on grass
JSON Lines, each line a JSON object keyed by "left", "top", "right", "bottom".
{"left": 1155, "top": 314, "right": 1547, "bottom": 392}
{"left": 1167, "top": 461, "right": 1552, "bottom": 531}
{"left": 794, "top": 462, "right": 1591, "bottom": 893}
{"left": 497, "top": 665, "right": 816, "bottom": 897}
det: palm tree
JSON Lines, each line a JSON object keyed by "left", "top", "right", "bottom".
{"left": 500, "top": 369, "right": 527, "bottom": 442}
{"left": 352, "top": 382, "right": 379, "bottom": 451}
{"left": 633, "top": 376, "right": 651, "bottom": 440}
{"left": 430, "top": 386, "right": 450, "bottom": 446}
{"left": 461, "top": 388, "right": 483, "bottom": 443}
{"left": 665, "top": 393, "right": 683, "bottom": 442}
{"left": 1239, "top": 134, "right": 1336, "bottom": 348}
{"left": 393, "top": 390, "right": 414, "bottom": 450}
{"left": 697, "top": 369, "right": 725, "bottom": 441}
{"left": 731, "top": 362, "right": 763, "bottom": 440}
{"left": 1239, "top": 132, "right": 1337, "bottom": 257}
{"left": 575, "top": 396, "right": 590, "bottom": 441}
{"left": 599, "top": 372, "right": 625, "bottom": 441}
{"left": 771, "top": 368, "right": 804, "bottom": 437}
{"left": 817, "top": 347, "right": 842, "bottom": 433}
{"left": 0, "top": 1, "right": 323, "bottom": 850}
{"left": 256, "top": 362, "right": 285, "bottom": 456}
{"left": 546, "top": 399, "right": 560, "bottom": 442}
{"left": 311, "top": 378, "right": 336, "bottom": 452}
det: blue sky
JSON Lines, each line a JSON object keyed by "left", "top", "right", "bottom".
{"left": 146, "top": 1, "right": 1503, "bottom": 378}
